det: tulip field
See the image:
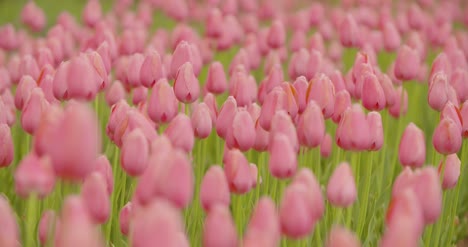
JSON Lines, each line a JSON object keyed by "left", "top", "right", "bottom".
{"left": 1, "top": 0, "right": 468, "bottom": 246}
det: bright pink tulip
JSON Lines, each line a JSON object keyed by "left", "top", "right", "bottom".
{"left": 433, "top": 118, "right": 462, "bottom": 155}
{"left": 200, "top": 166, "right": 230, "bottom": 211}
{"left": 0, "top": 124, "right": 14, "bottom": 167}
{"left": 297, "top": 101, "right": 325, "bottom": 148}
{"left": 148, "top": 79, "right": 178, "bottom": 124}
{"left": 191, "top": 103, "right": 213, "bottom": 139}
{"left": 206, "top": 61, "right": 228, "bottom": 94}
{"left": 173, "top": 62, "right": 200, "bottom": 104}
{"left": 14, "top": 153, "right": 55, "bottom": 198}
{"left": 438, "top": 154, "right": 461, "bottom": 190}
{"left": 81, "top": 172, "right": 110, "bottom": 224}
{"left": 203, "top": 205, "right": 238, "bottom": 247}
{"left": 326, "top": 226, "right": 361, "bottom": 247}
{"left": 327, "top": 162, "right": 357, "bottom": 207}
{"left": 165, "top": 113, "right": 195, "bottom": 153}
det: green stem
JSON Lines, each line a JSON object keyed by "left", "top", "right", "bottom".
{"left": 357, "top": 151, "right": 373, "bottom": 239}
{"left": 25, "top": 194, "right": 38, "bottom": 247}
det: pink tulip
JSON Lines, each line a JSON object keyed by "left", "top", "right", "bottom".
{"left": 332, "top": 90, "right": 351, "bottom": 124}
{"left": 339, "top": 14, "right": 361, "bottom": 47}
{"left": 130, "top": 199, "right": 185, "bottom": 247}
{"left": 15, "top": 75, "right": 36, "bottom": 110}
{"left": 438, "top": 154, "right": 461, "bottom": 190}
{"left": 428, "top": 72, "right": 459, "bottom": 111}
{"left": 0, "top": 195, "right": 19, "bottom": 247}
{"left": 200, "top": 166, "right": 230, "bottom": 211}
{"left": 368, "top": 112, "right": 383, "bottom": 151}
{"left": 297, "top": 101, "right": 325, "bottom": 148}
{"left": 243, "top": 197, "right": 280, "bottom": 247}
{"left": 55, "top": 196, "right": 105, "bottom": 247}
{"left": 203, "top": 205, "right": 238, "bottom": 247}
{"left": 279, "top": 183, "right": 316, "bottom": 238}
{"left": 105, "top": 81, "right": 126, "bottom": 106}
{"left": 81, "top": 172, "right": 110, "bottom": 224}
{"left": 121, "top": 128, "right": 149, "bottom": 176}
{"left": 226, "top": 110, "right": 256, "bottom": 151}
{"left": 361, "top": 72, "right": 386, "bottom": 111}
{"left": 21, "top": 88, "right": 49, "bottom": 135}
{"left": 327, "top": 162, "right": 357, "bottom": 207}
{"left": 67, "top": 56, "right": 99, "bottom": 100}
{"left": 191, "top": 103, "right": 213, "bottom": 139}
{"left": 140, "top": 50, "right": 164, "bottom": 88}
{"left": 398, "top": 123, "right": 426, "bottom": 167}
{"left": 148, "top": 79, "right": 178, "bottom": 124}
{"left": 93, "top": 155, "right": 114, "bottom": 195}
{"left": 306, "top": 73, "right": 335, "bottom": 118}
{"left": 216, "top": 96, "right": 238, "bottom": 138}
{"left": 206, "top": 61, "right": 228, "bottom": 94}
{"left": 0, "top": 124, "right": 14, "bottom": 167}
{"left": 433, "top": 118, "right": 462, "bottom": 155}
{"left": 14, "top": 153, "right": 55, "bottom": 198}
{"left": 224, "top": 149, "right": 254, "bottom": 194}
{"left": 38, "top": 210, "right": 58, "bottom": 245}
{"left": 47, "top": 102, "right": 101, "bottom": 181}
{"left": 450, "top": 68, "right": 468, "bottom": 103}
{"left": 21, "top": 1, "right": 46, "bottom": 32}
{"left": 461, "top": 101, "right": 468, "bottom": 138}
{"left": 320, "top": 133, "right": 333, "bottom": 158}
{"left": 119, "top": 202, "right": 132, "bottom": 236}
{"left": 170, "top": 41, "right": 202, "bottom": 78}
{"left": 382, "top": 22, "right": 401, "bottom": 52}
{"left": 165, "top": 113, "right": 195, "bottom": 153}
{"left": 173, "top": 62, "right": 200, "bottom": 104}
{"left": 389, "top": 86, "right": 408, "bottom": 118}
{"left": 269, "top": 133, "right": 297, "bottom": 178}
{"left": 267, "top": 20, "right": 286, "bottom": 49}
{"left": 293, "top": 76, "right": 309, "bottom": 114}
{"left": 132, "top": 86, "right": 148, "bottom": 105}
{"left": 394, "top": 45, "right": 420, "bottom": 81}
{"left": 326, "top": 226, "right": 361, "bottom": 247}
{"left": 83, "top": 0, "right": 102, "bottom": 27}
{"left": 336, "top": 104, "right": 371, "bottom": 151}
{"left": 259, "top": 88, "right": 287, "bottom": 131}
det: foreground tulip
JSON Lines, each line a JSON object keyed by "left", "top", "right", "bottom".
{"left": 165, "top": 113, "right": 195, "bottom": 153}
{"left": 203, "top": 205, "right": 238, "bottom": 247}
{"left": 130, "top": 199, "right": 185, "bottom": 247}
{"left": 279, "top": 183, "right": 316, "bottom": 238}
{"left": 55, "top": 196, "right": 105, "bottom": 247}
{"left": 38, "top": 210, "right": 58, "bottom": 245}
{"left": 93, "top": 155, "right": 114, "bottom": 195}
{"left": 243, "top": 197, "right": 281, "bottom": 247}
{"left": 297, "top": 101, "right": 325, "bottom": 148}
{"left": 438, "top": 154, "right": 461, "bottom": 190}
{"left": 327, "top": 162, "right": 357, "bottom": 207}
{"left": 428, "top": 72, "right": 458, "bottom": 111}
{"left": 292, "top": 168, "right": 325, "bottom": 220}
{"left": 14, "top": 153, "right": 55, "bottom": 198}
{"left": 326, "top": 226, "right": 361, "bottom": 247}
{"left": 336, "top": 104, "right": 371, "bottom": 151}
{"left": 224, "top": 149, "right": 254, "bottom": 194}
{"left": 361, "top": 73, "right": 386, "bottom": 111}
{"left": 0, "top": 196, "right": 19, "bottom": 247}
{"left": 200, "top": 166, "right": 231, "bottom": 211}
{"left": 216, "top": 96, "right": 238, "bottom": 138}
{"left": 119, "top": 202, "right": 132, "bottom": 236}
{"left": 368, "top": 112, "right": 384, "bottom": 151}
{"left": 269, "top": 134, "right": 297, "bottom": 178}
{"left": 398, "top": 123, "right": 426, "bottom": 167}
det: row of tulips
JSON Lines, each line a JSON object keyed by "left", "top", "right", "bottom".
{"left": 0, "top": 0, "right": 468, "bottom": 246}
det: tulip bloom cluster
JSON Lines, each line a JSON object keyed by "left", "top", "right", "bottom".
{"left": 0, "top": 0, "right": 467, "bottom": 246}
